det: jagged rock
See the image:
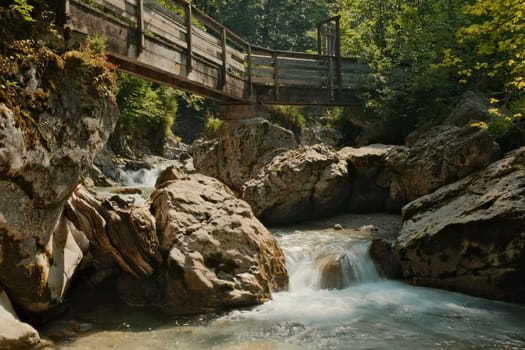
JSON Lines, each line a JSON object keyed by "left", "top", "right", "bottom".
{"left": 0, "top": 43, "right": 118, "bottom": 313}
{"left": 65, "top": 186, "right": 162, "bottom": 279}
{"left": 368, "top": 239, "right": 401, "bottom": 279}
{"left": 0, "top": 288, "right": 40, "bottom": 350}
{"left": 384, "top": 125, "right": 497, "bottom": 209}
{"left": 193, "top": 118, "right": 297, "bottom": 191}
{"left": 133, "top": 170, "right": 288, "bottom": 314}
{"left": 394, "top": 147, "right": 525, "bottom": 302}
{"left": 242, "top": 144, "right": 349, "bottom": 226}
{"left": 301, "top": 125, "right": 343, "bottom": 147}
{"left": 338, "top": 144, "right": 398, "bottom": 212}
{"left": 442, "top": 91, "right": 491, "bottom": 127}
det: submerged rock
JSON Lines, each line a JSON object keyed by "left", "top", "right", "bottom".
{"left": 242, "top": 144, "right": 349, "bottom": 226}
{"left": 0, "top": 288, "right": 40, "bottom": 349}
{"left": 395, "top": 147, "right": 525, "bottom": 302}
{"left": 193, "top": 118, "right": 297, "bottom": 192}
{"left": 315, "top": 254, "right": 355, "bottom": 289}
{"left": 119, "top": 167, "right": 288, "bottom": 314}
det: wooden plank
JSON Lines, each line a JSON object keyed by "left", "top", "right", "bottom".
{"left": 144, "top": 0, "right": 184, "bottom": 25}
{"left": 277, "top": 59, "right": 327, "bottom": 71}
{"left": 252, "top": 67, "right": 273, "bottom": 78}
{"left": 252, "top": 75, "right": 327, "bottom": 87}
{"left": 143, "top": 6, "right": 187, "bottom": 48}
{"left": 280, "top": 69, "right": 327, "bottom": 79}
{"left": 99, "top": 0, "right": 137, "bottom": 22}
{"left": 251, "top": 56, "right": 274, "bottom": 66}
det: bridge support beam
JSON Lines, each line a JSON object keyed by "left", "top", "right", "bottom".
{"left": 218, "top": 104, "right": 270, "bottom": 120}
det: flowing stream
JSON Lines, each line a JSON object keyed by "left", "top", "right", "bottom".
{"left": 46, "top": 168, "right": 525, "bottom": 349}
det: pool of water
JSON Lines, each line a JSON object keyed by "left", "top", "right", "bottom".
{"left": 46, "top": 221, "right": 525, "bottom": 350}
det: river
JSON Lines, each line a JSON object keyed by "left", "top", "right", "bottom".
{"left": 44, "top": 213, "right": 525, "bottom": 350}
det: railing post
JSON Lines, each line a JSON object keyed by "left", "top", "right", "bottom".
{"left": 55, "top": 0, "right": 70, "bottom": 27}
{"left": 185, "top": 3, "right": 193, "bottom": 72}
{"left": 221, "top": 28, "right": 227, "bottom": 90}
{"left": 335, "top": 16, "right": 342, "bottom": 93}
{"left": 247, "top": 45, "right": 253, "bottom": 101}
{"left": 317, "top": 22, "right": 322, "bottom": 56}
{"left": 273, "top": 51, "right": 279, "bottom": 101}
{"left": 137, "top": 0, "right": 145, "bottom": 56}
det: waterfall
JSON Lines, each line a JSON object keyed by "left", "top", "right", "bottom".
{"left": 117, "top": 166, "right": 163, "bottom": 187}
{"left": 283, "top": 235, "right": 380, "bottom": 291}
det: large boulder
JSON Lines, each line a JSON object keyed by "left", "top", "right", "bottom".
{"left": 301, "top": 125, "right": 343, "bottom": 147}
{"left": 0, "top": 41, "right": 118, "bottom": 312}
{"left": 242, "top": 144, "right": 349, "bottom": 226}
{"left": 442, "top": 91, "right": 491, "bottom": 127}
{"left": 384, "top": 125, "right": 497, "bottom": 209}
{"left": 394, "top": 147, "right": 525, "bottom": 302}
{"left": 193, "top": 118, "right": 297, "bottom": 192}
{"left": 0, "top": 288, "right": 40, "bottom": 350}
{"left": 120, "top": 166, "right": 288, "bottom": 314}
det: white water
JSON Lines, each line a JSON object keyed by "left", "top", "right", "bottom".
{"left": 52, "top": 221, "right": 525, "bottom": 350}
{"left": 117, "top": 167, "right": 162, "bottom": 188}
{"left": 94, "top": 165, "right": 164, "bottom": 206}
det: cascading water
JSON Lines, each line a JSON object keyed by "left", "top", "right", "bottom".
{"left": 117, "top": 167, "right": 162, "bottom": 188}
{"left": 283, "top": 232, "right": 380, "bottom": 291}
{"left": 51, "top": 219, "right": 525, "bottom": 350}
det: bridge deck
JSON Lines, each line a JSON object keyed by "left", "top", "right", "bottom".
{"left": 58, "top": 0, "right": 369, "bottom": 105}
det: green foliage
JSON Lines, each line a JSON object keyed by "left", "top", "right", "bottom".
{"left": 267, "top": 105, "right": 305, "bottom": 139}
{"left": 115, "top": 73, "right": 178, "bottom": 153}
{"left": 12, "top": 0, "right": 33, "bottom": 22}
{"left": 439, "top": 0, "right": 525, "bottom": 149}
{"left": 86, "top": 34, "right": 107, "bottom": 56}
{"left": 191, "top": 0, "right": 336, "bottom": 51}
{"left": 204, "top": 115, "right": 223, "bottom": 138}
{"left": 337, "top": 0, "right": 469, "bottom": 143}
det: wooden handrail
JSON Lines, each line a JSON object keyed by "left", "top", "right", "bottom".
{"left": 60, "top": 0, "right": 370, "bottom": 105}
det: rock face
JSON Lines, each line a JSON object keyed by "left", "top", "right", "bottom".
{"left": 385, "top": 125, "right": 497, "bottom": 209}
{"left": 193, "top": 118, "right": 297, "bottom": 191}
{"left": 117, "top": 166, "right": 288, "bottom": 314}
{"left": 242, "top": 144, "right": 349, "bottom": 226}
{"left": 395, "top": 147, "right": 525, "bottom": 302}
{"left": 368, "top": 239, "right": 401, "bottom": 279}
{"left": 339, "top": 144, "right": 398, "bottom": 212}
{"left": 65, "top": 186, "right": 162, "bottom": 279}
{"left": 0, "top": 45, "right": 118, "bottom": 312}
{"left": 0, "top": 288, "right": 40, "bottom": 350}
{"left": 301, "top": 125, "right": 343, "bottom": 147}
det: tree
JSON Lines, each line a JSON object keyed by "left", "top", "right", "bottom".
{"left": 336, "top": 0, "right": 469, "bottom": 143}
{"left": 441, "top": 0, "right": 525, "bottom": 149}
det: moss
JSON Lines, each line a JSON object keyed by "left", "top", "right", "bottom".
{"left": 0, "top": 15, "right": 116, "bottom": 149}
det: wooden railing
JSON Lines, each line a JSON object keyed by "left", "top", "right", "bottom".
{"left": 57, "top": 0, "right": 370, "bottom": 105}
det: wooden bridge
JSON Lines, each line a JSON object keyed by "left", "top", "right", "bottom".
{"left": 54, "top": 0, "right": 370, "bottom": 108}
